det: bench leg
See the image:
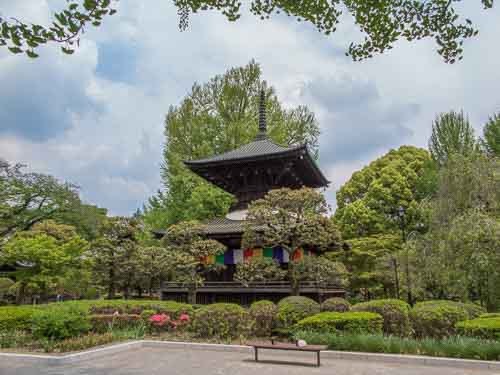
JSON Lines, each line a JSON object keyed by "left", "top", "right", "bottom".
{"left": 316, "top": 351, "right": 320, "bottom": 367}
{"left": 255, "top": 347, "right": 258, "bottom": 362}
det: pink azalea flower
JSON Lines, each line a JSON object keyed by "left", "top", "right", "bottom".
{"left": 179, "top": 313, "right": 190, "bottom": 322}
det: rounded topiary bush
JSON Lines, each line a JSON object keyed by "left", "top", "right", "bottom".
{"left": 31, "top": 306, "right": 90, "bottom": 340}
{"left": 276, "top": 296, "right": 320, "bottom": 328}
{"left": 410, "top": 300, "right": 476, "bottom": 338}
{"left": 191, "top": 303, "right": 253, "bottom": 340}
{"left": 456, "top": 316, "right": 500, "bottom": 340}
{"left": 321, "top": 298, "right": 351, "bottom": 313}
{"left": 352, "top": 299, "right": 411, "bottom": 337}
{"left": 249, "top": 300, "right": 277, "bottom": 337}
{"left": 294, "top": 312, "right": 383, "bottom": 335}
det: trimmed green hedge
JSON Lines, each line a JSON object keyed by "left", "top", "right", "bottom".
{"left": 294, "top": 312, "right": 383, "bottom": 335}
{"left": 0, "top": 300, "right": 192, "bottom": 333}
{"left": 191, "top": 303, "right": 254, "bottom": 340}
{"left": 456, "top": 317, "right": 500, "bottom": 340}
{"left": 249, "top": 300, "right": 277, "bottom": 337}
{"left": 276, "top": 296, "right": 320, "bottom": 328}
{"left": 31, "top": 306, "right": 91, "bottom": 340}
{"left": 0, "top": 306, "right": 38, "bottom": 332}
{"left": 352, "top": 299, "right": 411, "bottom": 337}
{"left": 410, "top": 300, "right": 484, "bottom": 339}
{"left": 321, "top": 298, "right": 351, "bottom": 313}
{"left": 90, "top": 314, "right": 142, "bottom": 333}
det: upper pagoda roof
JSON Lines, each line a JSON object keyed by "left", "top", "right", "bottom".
{"left": 183, "top": 90, "right": 329, "bottom": 203}
{"left": 184, "top": 138, "right": 303, "bottom": 166}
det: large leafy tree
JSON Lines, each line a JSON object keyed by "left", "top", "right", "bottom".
{"left": 326, "top": 234, "right": 402, "bottom": 301}
{"left": 482, "top": 112, "right": 500, "bottom": 157}
{"left": 428, "top": 110, "right": 477, "bottom": 165}
{"left": 0, "top": 1, "right": 493, "bottom": 63}
{"left": 334, "top": 146, "right": 433, "bottom": 239}
{"left": 162, "top": 220, "right": 226, "bottom": 304}
{"left": 242, "top": 187, "right": 342, "bottom": 294}
{"left": 89, "top": 217, "right": 143, "bottom": 299}
{"left": 0, "top": 221, "right": 89, "bottom": 304}
{"left": 409, "top": 153, "right": 500, "bottom": 308}
{"left": 0, "top": 160, "right": 80, "bottom": 242}
{"left": 149, "top": 60, "right": 320, "bottom": 229}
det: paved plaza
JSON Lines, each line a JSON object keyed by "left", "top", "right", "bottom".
{"left": 1, "top": 347, "right": 499, "bottom": 375}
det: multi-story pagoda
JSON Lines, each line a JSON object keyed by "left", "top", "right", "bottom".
{"left": 161, "top": 91, "right": 344, "bottom": 304}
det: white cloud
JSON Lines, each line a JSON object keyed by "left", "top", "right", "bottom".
{"left": 0, "top": 1, "right": 499, "bottom": 215}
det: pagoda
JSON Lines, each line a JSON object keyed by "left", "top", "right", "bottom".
{"left": 161, "top": 91, "right": 344, "bottom": 304}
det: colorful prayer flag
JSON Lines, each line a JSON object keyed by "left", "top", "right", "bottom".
{"left": 264, "top": 247, "right": 273, "bottom": 258}
{"left": 216, "top": 253, "right": 225, "bottom": 265}
{"left": 233, "top": 249, "right": 243, "bottom": 264}
{"left": 206, "top": 255, "right": 215, "bottom": 265}
{"left": 244, "top": 248, "right": 253, "bottom": 259}
{"left": 224, "top": 250, "right": 234, "bottom": 265}
{"left": 253, "top": 248, "right": 263, "bottom": 257}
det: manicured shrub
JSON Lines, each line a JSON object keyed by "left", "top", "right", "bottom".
{"left": 276, "top": 296, "right": 320, "bottom": 328}
{"left": 480, "top": 313, "right": 500, "bottom": 319}
{"left": 410, "top": 300, "right": 473, "bottom": 338}
{"left": 352, "top": 299, "right": 411, "bottom": 336}
{"left": 140, "top": 309, "right": 156, "bottom": 321}
{"left": 191, "top": 303, "right": 253, "bottom": 340}
{"left": 0, "top": 306, "right": 37, "bottom": 332}
{"left": 456, "top": 317, "right": 500, "bottom": 340}
{"left": 90, "top": 314, "right": 142, "bottom": 333}
{"left": 321, "top": 298, "right": 351, "bottom": 313}
{"left": 31, "top": 306, "right": 91, "bottom": 340}
{"left": 84, "top": 300, "right": 193, "bottom": 318}
{"left": 294, "top": 312, "right": 383, "bottom": 335}
{"left": 249, "top": 300, "right": 277, "bottom": 337}
{"left": 294, "top": 331, "right": 500, "bottom": 361}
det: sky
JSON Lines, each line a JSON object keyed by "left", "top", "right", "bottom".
{"left": 1, "top": 1, "right": 499, "bottom": 216}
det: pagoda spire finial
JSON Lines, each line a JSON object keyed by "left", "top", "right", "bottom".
{"left": 256, "top": 89, "right": 268, "bottom": 140}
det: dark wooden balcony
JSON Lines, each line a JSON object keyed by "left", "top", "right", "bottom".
{"left": 161, "top": 281, "right": 345, "bottom": 305}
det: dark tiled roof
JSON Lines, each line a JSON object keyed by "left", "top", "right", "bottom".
{"left": 184, "top": 138, "right": 304, "bottom": 166}
{"left": 201, "top": 217, "right": 247, "bottom": 235}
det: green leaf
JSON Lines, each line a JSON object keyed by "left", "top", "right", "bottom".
{"left": 61, "top": 46, "right": 75, "bottom": 54}
{"left": 8, "top": 46, "right": 23, "bottom": 54}
{"left": 26, "top": 49, "right": 39, "bottom": 58}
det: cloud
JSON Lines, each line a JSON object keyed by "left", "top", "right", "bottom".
{"left": 300, "top": 74, "right": 418, "bottom": 163}
{"left": 0, "top": 0, "right": 499, "bottom": 216}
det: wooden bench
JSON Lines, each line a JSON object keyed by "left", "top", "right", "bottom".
{"left": 247, "top": 341, "right": 328, "bottom": 367}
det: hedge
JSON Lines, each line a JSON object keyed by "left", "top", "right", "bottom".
{"left": 352, "top": 299, "right": 411, "bottom": 336}
{"left": 90, "top": 314, "right": 142, "bottom": 333}
{"left": 31, "top": 306, "right": 91, "bottom": 340}
{"left": 456, "top": 317, "right": 500, "bottom": 340}
{"left": 0, "top": 300, "right": 193, "bottom": 332}
{"left": 249, "top": 300, "right": 277, "bottom": 337}
{"left": 294, "top": 312, "right": 383, "bottom": 335}
{"left": 410, "top": 300, "right": 484, "bottom": 339}
{"left": 321, "top": 298, "right": 351, "bottom": 313}
{"left": 191, "top": 303, "right": 254, "bottom": 340}
{"left": 276, "top": 296, "right": 320, "bottom": 328}
{"left": 0, "top": 306, "right": 38, "bottom": 332}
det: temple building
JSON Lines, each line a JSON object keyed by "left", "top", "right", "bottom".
{"left": 161, "top": 91, "right": 344, "bottom": 304}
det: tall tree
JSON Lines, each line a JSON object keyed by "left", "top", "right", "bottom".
{"left": 242, "top": 187, "right": 342, "bottom": 295}
{"left": 482, "top": 112, "right": 500, "bottom": 157}
{"left": 89, "top": 217, "right": 142, "bottom": 299}
{"left": 152, "top": 60, "right": 320, "bottom": 228}
{"left": 0, "top": 221, "right": 88, "bottom": 304}
{"left": 162, "top": 221, "right": 226, "bottom": 304}
{"left": 334, "top": 146, "right": 432, "bottom": 239}
{"left": 0, "top": 160, "right": 80, "bottom": 242}
{"left": 428, "top": 111, "right": 477, "bottom": 165}
{"left": 0, "top": 1, "right": 493, "bottom": 63}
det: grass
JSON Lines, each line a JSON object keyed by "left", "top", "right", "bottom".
{"left": 294, "top": 330, "right": 500, "bottom": 361}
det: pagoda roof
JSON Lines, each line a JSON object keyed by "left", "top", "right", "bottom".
{"left": 185, "top": 137, "right": 301, "bottom": 165}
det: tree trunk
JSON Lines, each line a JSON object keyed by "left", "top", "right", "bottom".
{"left": 16, "top": 281, "right": 26, "bottom": 305}
{"left": 391, "top": 257, "right": 400, "bottom": 299}
{"left": 187, "top": 287, "right": 197, "bottom": 304}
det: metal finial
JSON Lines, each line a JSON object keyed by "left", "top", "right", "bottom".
{"left": 256, "top": 89, "right": 267, "bottom": 139}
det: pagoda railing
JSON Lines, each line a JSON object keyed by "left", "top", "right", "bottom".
{"left": 161, "top": 280, "right": 343, "bottom": 293}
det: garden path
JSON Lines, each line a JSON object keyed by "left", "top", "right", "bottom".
{"left": 1, "top": 347, "right": 498, "bottom": 375}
